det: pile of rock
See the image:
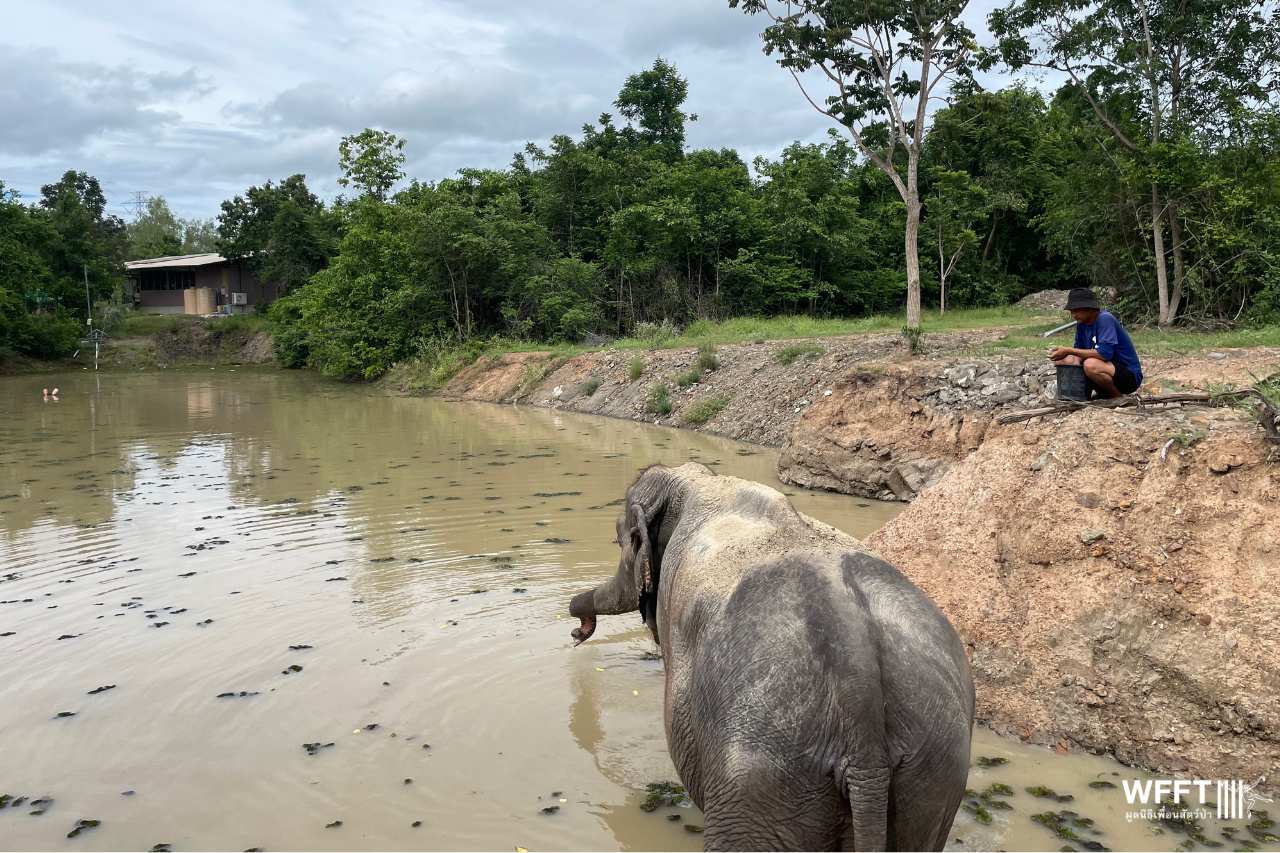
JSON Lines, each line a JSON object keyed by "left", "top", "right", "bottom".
{"left": 928, "top": 359, "right": 1059, "bottom": 410}
{"left": 1016, "top": 287, "right": 1118, "bottom": 312}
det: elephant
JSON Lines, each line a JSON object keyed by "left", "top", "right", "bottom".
{"left": 568, "top": 462, "right": 974, "bottom": 851}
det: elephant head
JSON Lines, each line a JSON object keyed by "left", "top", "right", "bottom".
{"left": 569, "top": 465, "right": 674, "bottom": 646}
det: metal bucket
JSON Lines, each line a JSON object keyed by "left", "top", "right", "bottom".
{"left": 1056, "top": 364, "right": 1090, "bottom": 401}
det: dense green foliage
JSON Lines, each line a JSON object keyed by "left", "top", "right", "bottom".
{"left": 126, "top": 196, "right": 218, "bottom": 259}
{"left": 269, "top": 51, "right": 1279, "bottom": 379}
{"left": 0, "top": 173, "right": 126, "bottom": 358}
{"left": 216, "top": 174, "right": 339, "bottom": 293}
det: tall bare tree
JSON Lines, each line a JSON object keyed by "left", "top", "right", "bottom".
{"left": 731, "top": 0, "right": 978, "bottom": 332}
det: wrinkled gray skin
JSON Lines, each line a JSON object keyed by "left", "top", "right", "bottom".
{"left": 569, "top": 463, "right": 974, "bottom": 851}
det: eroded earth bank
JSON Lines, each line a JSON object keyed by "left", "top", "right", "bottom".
{"left": 438, "top": 333, "right": 1280, "bottom": 786}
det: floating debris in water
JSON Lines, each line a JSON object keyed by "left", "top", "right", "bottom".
{"left": 974, "top": 756, "right": 1008, "bottom": 767}
{"left": 540, "top": 806, "right": 559, "bottom": 815}
{"left": 685, "top": 824, "right": 704, "bottom": 834}
{"left": 87, "top": 685, "right": 116, "bottom": 695}
{"left": 54, "top": 711, "right": 76, "bottom": 719}
{"left": 216, "top": 691, "right": 259, "bottom": 699}
{"left": 641, "top": 782, "right": 690, "bottom": 812}
{"left": 1032, "top": 810, "right": 1108, "bottom": 850}
{"left": 1026, "top": 785, "right": 1075, "bottom": 802}
{"left": 325, "top": 819, "right": 342, "bottom": 828}
{"left": 302, "top": 742, "right": 335, "bottom": 755}
{"left": 66, "top": 818, "right": 101, "bottom": 838}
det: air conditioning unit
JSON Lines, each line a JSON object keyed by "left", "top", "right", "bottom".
{"left": 230, "top": 292, "right": 248, "bottom": 306}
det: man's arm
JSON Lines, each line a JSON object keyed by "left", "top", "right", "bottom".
{"left": 1050, "top": 346, "right": 1103, "bottom": 361}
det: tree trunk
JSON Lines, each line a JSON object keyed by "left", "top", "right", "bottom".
{"left": 1169, "top": 204, "right": 1185, "bottom": 320}
{"left": 937, "top": 222, "right": 947, "bottom": 315}
{"left": 904, "top": 153, "right": 923, "bottom": 330}
{"left": 1151, "top": 185, "right": 1173, "bottom": 326}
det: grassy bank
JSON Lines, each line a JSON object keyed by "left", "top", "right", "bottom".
{"left": 987, "top": 321, "right": 1280, "bottom": 355}
{"left": 381, "top": 307, "right": 1280, "bottom": 396}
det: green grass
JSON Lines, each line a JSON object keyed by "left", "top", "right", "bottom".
{"left": 696, "top": 343, "right": 720, "bottom": 372}
{"left": 113, "top": 313, "right": 269, "bottom": 338}
{"left": 605, "top": 307, "right": 1053, "bottom": 351}
{"left": 676, "top": 366, "right": 702, "bottom": 387}
{"left": 115, "top": 313, "right": 201, "bottom": 336}
{"left": 628, "top": 356, "right": 645, "bottom": 381}
{"left": 579, "top": 377, "right": 601, "bottom": 397}
{"left": 986, "top": 321, "right": 1280, "bottom": 356}
{"left": 206, "top": 314, "right": 268, "bottom": 335}
{"left": 683, "top": 393, "right": 731, "bottom": 425}
{"left": 776, "top": 342, "right": 826, "bottom": 365}
{"left": 646, "top": 384, "right": 672, "bottom": 415}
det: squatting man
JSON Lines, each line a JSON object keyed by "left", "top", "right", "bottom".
{"left": 1049, "top": 287, "right": 1144, "bottom": 399}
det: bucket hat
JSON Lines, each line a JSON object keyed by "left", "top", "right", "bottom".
{"left": 1065, "top": 287, "right": 1101, "bottom": 310}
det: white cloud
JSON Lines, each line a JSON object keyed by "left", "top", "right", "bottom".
{"left": 2, "top": 0, "right": 1021, "bottom": 219}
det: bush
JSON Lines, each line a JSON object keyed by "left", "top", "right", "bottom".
{"left": 13, "top": 313, "right": 82, "bottom": 359}
{"left": 580, "top": 377, "right": 601, "bottom": 397}
{"left": 902, "top": 326, "right": 926, "bottom": 355}
{"left": 633, "top": 319, "right": 680, "bottom": 349}
{"left": 696, "top": 343, "right": 719, "bottom": 372}
{"left": 775, "top": 343, "right": 825, "bottom": 365}
{"left": 676, "top": 366, "right": 702, "bottom": 387}
{"left": 628, "top": 356, "right": 645, "bottom": 381}
{"left": 646, "top": 384, "right": 672, "bottom": 415}
{"left": 683, "top": 393, "right": 731, "bottom": 425}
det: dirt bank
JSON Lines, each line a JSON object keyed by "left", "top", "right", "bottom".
{"left": 870, "top": 407, "right": 1280, "bottom": 783}
{"left": 0, "top": 325, "right": 277, "bottom": 373}
{"left": 441, "top": 329, "right": 1009, "bottom": 446}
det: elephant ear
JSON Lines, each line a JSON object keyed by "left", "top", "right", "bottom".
{"left": 625, "top": 500, "right": 654, "bottom": 603}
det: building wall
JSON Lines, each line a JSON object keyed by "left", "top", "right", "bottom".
{"left": 134, "top": 260, "right": 282, "bottom": 315}
{"left": 138, "top": 289, "right": 185, "bottom": 313}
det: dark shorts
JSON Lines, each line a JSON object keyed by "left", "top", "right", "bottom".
{"left": 1088, "top": 362, "right": 1141, "bottom": 396}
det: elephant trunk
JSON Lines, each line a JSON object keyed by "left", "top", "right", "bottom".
{"left": 569, "top": 571, "right": 637, "bottom": 645}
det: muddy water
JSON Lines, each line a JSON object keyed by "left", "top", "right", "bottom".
{"left": 0, "top": 370, "right": 1273, "bottom": 852}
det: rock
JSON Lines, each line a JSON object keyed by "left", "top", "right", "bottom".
{"left": 1079, "top": 529, "right": 1107, "bottom": 544}
{"left": 944, "top": 365, "right": 979, "bottom": 388}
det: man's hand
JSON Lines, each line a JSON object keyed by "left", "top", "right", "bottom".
{"left": 1049, "top": 346, "right": 1074, "bottom": 361}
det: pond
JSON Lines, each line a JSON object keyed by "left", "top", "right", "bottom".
{"left": 0, "top": 370, "right": 1272, "bottom": 851}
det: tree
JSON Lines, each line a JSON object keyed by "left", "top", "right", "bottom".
{"left": 614, "top": 58, "right": 696, "bottom": 159}
{"left": 731, "top": 0, "right": 978, "bottom": 331}
{"left": 217, "top": 175, "right": 336, "bottom": 292}
{"left": 987, "top": 0, "right": 1280, "bottom": 325}
{"left": 924, "top": 168, "right": 989, "bottom": 312}
{"left": 338, "top": 128, "right": 407, "bottom": 201}
{"left": 180, "top": 218, "right": 219, "bottom": 253}
{"left": 127, "top": 196, "right": 183, "bottom": 259}
{"left": 36, "top": 170, "right": 126, "bottom": 312}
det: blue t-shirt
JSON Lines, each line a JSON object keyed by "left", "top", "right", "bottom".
{"left": 1075, "top": 310, "right": 1142, "bottom": 384}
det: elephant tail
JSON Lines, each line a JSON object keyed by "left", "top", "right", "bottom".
{"left": 843, "top": 764, "right": 891, "bottom": 851}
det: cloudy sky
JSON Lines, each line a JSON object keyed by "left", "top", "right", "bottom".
{"left": 2, "top": 0, "right": 1018, "bottom": 221}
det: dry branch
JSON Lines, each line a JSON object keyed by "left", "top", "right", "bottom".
{"left": 997, "top": 389, "right": 1280, "bottom": 443}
